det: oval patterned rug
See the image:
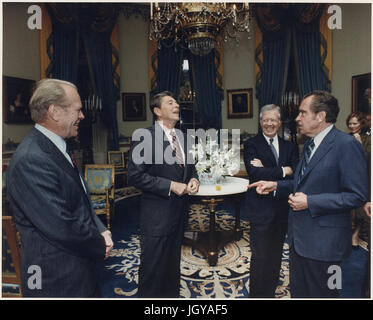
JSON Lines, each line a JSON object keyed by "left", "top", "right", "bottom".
{"left": 101, "top": 203, "right": 290, "bottom": 298}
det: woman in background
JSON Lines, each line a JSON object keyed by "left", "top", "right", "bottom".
{"left": 346, "top": 111, "right": 370, "bottom": 248}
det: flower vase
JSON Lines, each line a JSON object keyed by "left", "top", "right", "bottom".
{"left": 216, "top": 175, "right": 226, "bottom": 184}
{"left": 199, "top": 172, "right": 217, "bottom": 185}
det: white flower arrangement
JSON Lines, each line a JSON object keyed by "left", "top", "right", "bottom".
{"left": 190, "top": 131, "right": 240, "bottom": 184}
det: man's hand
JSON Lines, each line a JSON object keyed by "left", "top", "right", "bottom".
{"left": 101, "top": 230, "right": 113, "bottom": 259}
{"left": 248, "top": 180, "right": 277, "bottom": 195}
{"left": 283, "top": 166, "right": 293, "bottom": 176}
{"left": 288, "top": 192, "right": 308, "bottom": 211}
{"left": 170, "top": 181, "right": 188, "bottom": 196}
{"left": 250, "top": 158, "right": 264, "bottom": 168}
{"left": 363, "top": 202, "right": 371, "bottom": 217}
{"left": 187, "top": 178, "right": 199, "bottom": 195}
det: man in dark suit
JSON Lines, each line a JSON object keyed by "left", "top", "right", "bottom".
{"left": 128, "top": 91, "right": 199, "bottom": 298}
{"left": 244, "top": 104, "right": 299, "bottom": 298}
{"left": 249, "top": 91, "right": 369, "bottom": 298}
{"left": 6, "top": 79, "right": 113, "bottom": 297}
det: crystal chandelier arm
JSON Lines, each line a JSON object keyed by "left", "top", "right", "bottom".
{"left": 149, "top": 2, "right": 252, "bottom": 55}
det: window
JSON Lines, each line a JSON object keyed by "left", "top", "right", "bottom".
{"left": 178, "top": 53, "right": 201, "bottom": 132}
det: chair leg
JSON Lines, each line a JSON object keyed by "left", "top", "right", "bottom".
{"left": 106, "top": 210, "right": 111, "bottom": 230}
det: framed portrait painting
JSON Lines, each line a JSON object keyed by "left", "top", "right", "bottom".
{"left": 108, "top": 151, "right": 125, "bottom": 168}
{"left": 3, "top": 76, "right": 35, "bottom": 124}
{"left": 122, "top": 93, "right": 146, "bottom": 121}
{"left": 227, "top": 88, "right": 253, "bottom": 119}
{"left": 352, "top": 73, "right": 371, "bottom": 113}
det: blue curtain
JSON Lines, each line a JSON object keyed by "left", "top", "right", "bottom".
{"left": 255, "top": 4, "right": 328, "bottom": 106}
{"left": 46, "top": 4, "right": 79, "bottom": 84}
{"left": 258, "top": 30, "right": 290, "bottom": 108}
{"left": 155, "top": 39, "right": 182, "bottom": 98}
{"left": 293, "top": 7, "right": 330, "bottom": 97}
{"left": 46, "top": 4, "right": 120, "bottom": 150}
{"left": 191, "top": 50, "right": 223, "bottom": 129}
{"left": 79, "top": 6, "right": 120, "bottom": 150}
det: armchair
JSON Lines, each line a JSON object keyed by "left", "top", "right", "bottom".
{"left": 2, "top": 215, "right": 22, "bottom": 297}
{"left": 108, "top": 151, "right": 128, "bottom": 187}
{"left": 84, "top": 164, "right": 115, "bottom": 230}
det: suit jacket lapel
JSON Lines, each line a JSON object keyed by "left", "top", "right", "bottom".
{"left": 153, "top": 122, "right": 165, "bottom": 151}
{"left": 294, "top": 138, "right": 311, "bottom": 182}
{"left": 175, "top": 129, "right": 189, "bottom": 181}
{"left": 33, "top": 129, "right": 98, "bottom": 221}
{"left": 296, "top": 127, "right": 336, "bottom": 187}
{"left": 34, "top": 128, "right": 87, "bottom": 195}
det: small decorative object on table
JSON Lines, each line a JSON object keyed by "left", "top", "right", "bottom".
{"left": 190, "top": 130, "right": 240, "bottom": 185}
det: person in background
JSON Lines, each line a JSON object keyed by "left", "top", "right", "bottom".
{"left": 363, "top": 113, "right": 371, "bottom": 135}
{"left": 244, "top": 104, "right": 299, "bottom": 297}
{"left": 346, "top": 111, "right": 370, "bottom": 249}
{"left": 360, "top": 112, "right": 371, "bottom": 298}
{"left": 6, "top": 79, "right": 113, "bottom": 297}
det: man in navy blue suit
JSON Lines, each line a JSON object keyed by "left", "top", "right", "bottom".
{"left": 244, "top": 104, "right": 299, "bottom": 297}
{"left": 249, "top": 91, "right": 369, "bottom": 298}
{"left": 128, "top": 91, "right": 199, "bottom": 298}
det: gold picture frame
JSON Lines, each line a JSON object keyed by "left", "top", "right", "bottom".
{"left": 122, "top": 92, "right": 146, "bottom": 121}
{"left": 352, "top": 73, "right": 371, "bottom": 113}
{"left": 227, "top": 88, "right": 253, "bottom": 119}
{"left": 108, "top": 151, "right": 125, "bottom": 168}
{"left": 3, "top": 76, "right": 35, "bottom": 124}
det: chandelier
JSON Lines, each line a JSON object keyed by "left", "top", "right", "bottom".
{"left": 149, "top": 2, "right": 252, "bottom": 56}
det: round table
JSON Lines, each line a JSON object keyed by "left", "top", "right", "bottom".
{"left": 185, "top": 176, "right": 249, "bottom": 266}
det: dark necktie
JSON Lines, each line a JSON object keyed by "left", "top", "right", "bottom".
{"left": 66, "top": 146, "right": 80, "bottom": 177}
{"left": 66, "top": 145, "right": 88, "bottom": 194}
{"left": 298, "top": 139, "right": 315, "bottom": 182}
{"left": 269, "top": 138, "right": 279, "bottom": 165}
{"left": 171, "top": 132, "right": 184, "bottom": 168}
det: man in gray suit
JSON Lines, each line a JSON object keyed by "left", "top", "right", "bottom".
{"left": 7, "top": 79, "right": 113, "bottom": 297}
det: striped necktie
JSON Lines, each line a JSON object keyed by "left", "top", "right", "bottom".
{"left": 171, "top": 132, "right": 184, "bottom": 168}
{"left": 298, "top": 139, "right": 315, "bottom": 181}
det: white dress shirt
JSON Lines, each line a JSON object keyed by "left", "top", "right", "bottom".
{"left": 157, "top": 121, "right": 185, "bottom": 163}
{"left": 262, "top": 133, "right": 286, "bottom": 177}
{"left": 156, "top": 121, "right": 189, "bottom": 196}
{"left": 262, "top": 133, "right": 279, "bottom": 157}
{"left": 309, "top": 124, "right": 334, "bottom": 159}
{"left": 35, "top": 123, "right": 71, "bottom": 164}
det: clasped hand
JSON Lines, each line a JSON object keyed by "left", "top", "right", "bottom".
{"left": 288, "top": 192, "right": 308, "bottom": 211}
{"left": 171, "top": 178, "right": 199, "bottom": 196}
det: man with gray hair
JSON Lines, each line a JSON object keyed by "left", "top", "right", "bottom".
{"left": 7, "top": 78, "right": 113, "bottom": 297}
{"left": 249, "top": 91, "right": 369, "bottom": 298}
{"left": 244, "top": 104, "right": 299, "bottom": 297}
